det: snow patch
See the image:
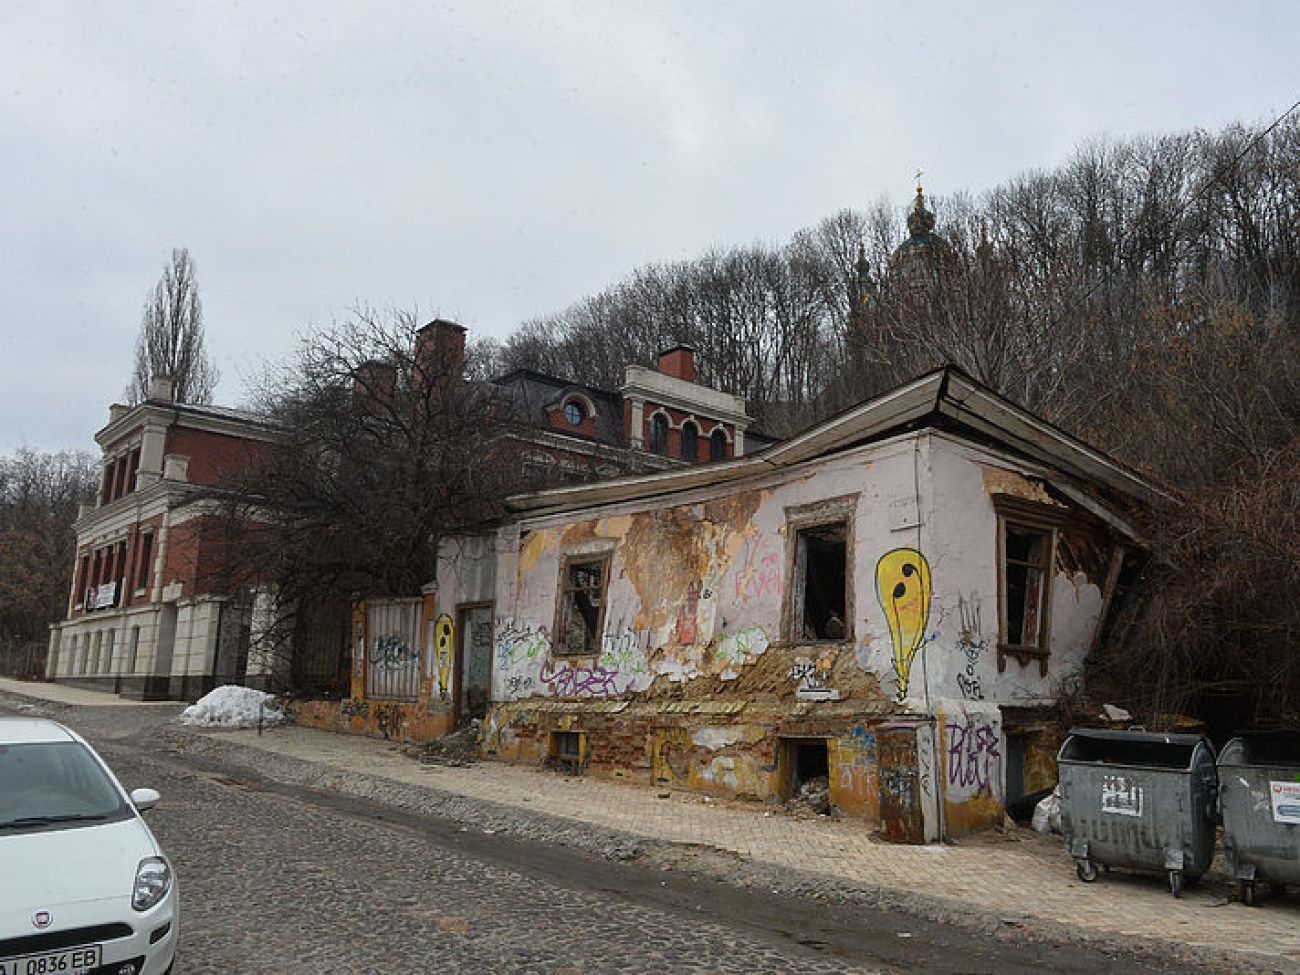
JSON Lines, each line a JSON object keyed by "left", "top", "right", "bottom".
{"left": 180, "top": 685, "right": 286, "bottom": 729}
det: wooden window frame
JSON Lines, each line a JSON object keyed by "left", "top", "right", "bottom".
{"left": 993, "top": 495, "right": 1068, "bottom": 676}
{"left": 553, "top": 553, "right": 612, "bottom": 657}
{"left": 783, "top": 495, "right": 857, "bottom": 646}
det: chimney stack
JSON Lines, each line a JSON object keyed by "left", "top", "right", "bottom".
{"left": 415, "top": 319, "right": 467, "bottom": 384}
{"left": 147, "top": 376, "right": 175, "bottom": 403}
{"left": 658, "top": 345, "right": 696, "bottom": 383}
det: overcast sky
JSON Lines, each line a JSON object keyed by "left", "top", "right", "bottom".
{"left": 3, "top": 1, "right": 1298, "bottom": 455}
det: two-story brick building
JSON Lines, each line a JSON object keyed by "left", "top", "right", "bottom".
{"left": 46, "top": 377, "right": 283, "bottom": 700}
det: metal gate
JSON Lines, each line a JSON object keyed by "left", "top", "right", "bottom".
{"left": 365, "top": 598, "right": 423, "bottom": 701}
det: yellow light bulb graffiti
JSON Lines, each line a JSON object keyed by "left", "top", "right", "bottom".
{"left": 875, "top": 548, "right": 932, "bottom": 701}
{"left": 433, "top": 614, "right": 454, "bottom": 701}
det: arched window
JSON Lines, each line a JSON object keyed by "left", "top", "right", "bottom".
{"left": 649, "top": 414, "right": 669, "bottom": 455}
{"left": 710, "top": 428, "right": 728, "bottom": 461}
{"left": 564, "top": 400, "right": 584, "bottom": 426}
{"left": 681, "top": 422, "right": 699, "bottom": 462}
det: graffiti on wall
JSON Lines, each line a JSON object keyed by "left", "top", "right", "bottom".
{"left": 539, "top": 658, "right": 628, "bottom": 698}
{"left": 372, "top": 633, "right": 418, "bottom": 673}
{"left": 732, "top": 535, "right": 781, "bottom": 602}
{"left": 788, "top": 654, "right": 840, "bottom": 701}
{"left": 834, "top": 725, "right": 878, "bottom": 799}
{"left": 955, "top": 596, "right": 988, "bottom": 701}
{"left": 875, "top": 548, "right": 932, "bottom": 701}
{"left": 341, "top": 697, "right": 405, "bottom": 739}
{"left": 429, "top": 614, "right": 454, "bottom": 701}
{"left": 946, "top": 719, "right": 1002, "bottom": 799}
{"left": 714, "top": 626, "right": 770, "bottom": 680}
{"left": 496, "top": 619, "right": 549, "bottom": 667}
{"left": 673, "top": 580, "right": 707, "bottom": 644}
{"left": 598, "top": 623, "right": 650, "bottom": 675}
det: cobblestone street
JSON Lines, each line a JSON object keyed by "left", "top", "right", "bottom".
{"left": 3, "top": 680, "right": 1298, "bottom": 973}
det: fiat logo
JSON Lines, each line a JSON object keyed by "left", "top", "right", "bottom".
{"left": 32, "top": 910, "right": 52, "bottom": 928}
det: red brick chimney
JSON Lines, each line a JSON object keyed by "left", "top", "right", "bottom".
{"left": 352, "top": 360, "right": 397, "bottom": 406}
{"left": 415, "top": 319, "right": 467, "bottom": 384}
{"left": 658, "top": 345, "right": 695, "bottom": 383}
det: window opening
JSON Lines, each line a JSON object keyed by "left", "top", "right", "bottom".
{"left": 681, "top": 421, "right": 699, "bottom": 462}
{"left": 549, "top": 730, "right": 585, "bottom": 770}
{"left": 649, "top": 413, "right": 669, "bottom": 455}
{"left": 709, "top": 428, "right": 728, "bottom": 461}
{"left": 136, "top": 532, "right": 154, "bottom": 591}
{"left": 1003, "top": 523, "right": 1051, "bottom": 648}
{"left": 782, "top": 737, "right": 831, "bottom": 813}
{"left": 564, "top": 400, "right": 584, "bottom": 425}
{"left": 793, "top": 522, "right": 848, "bottom": 641}
{"left": 557, "top": 556, "right": 609, "bottom": 655}
{"left": 523, "top": 462, "right": 549, "bottom": 490}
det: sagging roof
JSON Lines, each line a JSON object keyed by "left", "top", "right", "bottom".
{"left": 505, "top": 365, "right": 1171, "bottom": 518}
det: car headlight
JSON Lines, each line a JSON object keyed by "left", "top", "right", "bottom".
{"left": 132, "top": 857, "right": 171, "bottom": 911}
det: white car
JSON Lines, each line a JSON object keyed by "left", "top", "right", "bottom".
{"left": 0, "top": 717, "right": 178, "bottom": 975}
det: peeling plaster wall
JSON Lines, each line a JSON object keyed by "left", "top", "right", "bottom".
{"left": 920, "top": 435, "right": 1107, "bottom": 709}
{"left": 491, "top": 438, "right": 930, "bottom": 709}
{"left": 465, "top": 429, "right": 1123, "bottom": 834}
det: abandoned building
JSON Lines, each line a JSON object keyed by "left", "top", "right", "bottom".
{"left": 335, "top": 364, "right": 1165, "bottom": 840}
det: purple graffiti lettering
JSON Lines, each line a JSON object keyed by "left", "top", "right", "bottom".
{"left": 946, "top": 721, "right": 1001, "bottom": 798}
{"left": 540, "top": 659, "right": 626, "bottom": 698}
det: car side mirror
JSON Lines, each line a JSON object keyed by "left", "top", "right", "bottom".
{"left": 130, "top": 788, "right": 161, "bottom": 812}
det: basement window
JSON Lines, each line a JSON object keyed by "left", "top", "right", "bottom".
{"left": 790, "top": 520, "right": 850, "bottom": 642}
{"left": 555, "top": 555, "right": 609, "bottom": 656}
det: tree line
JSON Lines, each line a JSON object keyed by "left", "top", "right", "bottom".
{"left": 7, "top": 116, "right": 1298, "bottom": 725}
{"left": 479, "top": 116, "right": 1300, "bottom": 729}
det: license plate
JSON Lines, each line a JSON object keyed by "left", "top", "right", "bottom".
{"left": 0, "top": 945, "right": 101, "bottom": 975}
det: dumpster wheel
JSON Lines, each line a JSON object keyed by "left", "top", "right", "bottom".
{"left": 1169, "top": 870, "right": 1183, "bottom": 898}
{"left": 1241, "top": 880, "right": 1255, "bottom": 906}
{"left": 1075, "top": 859, "right": 1099, "bottom": 883}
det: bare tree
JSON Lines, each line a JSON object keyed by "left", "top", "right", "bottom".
{"left": 0, "top": 449, "right": 97, "bottom": 657}
{"left": 205, "top": 308, "right": 520, "bottom": 693}
{"left": 127, "top": 248, "right": 219, "bottom": 404}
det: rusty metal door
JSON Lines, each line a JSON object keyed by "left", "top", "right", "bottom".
{"left": 879, "top": 726, "right": 925, "bottom": 844}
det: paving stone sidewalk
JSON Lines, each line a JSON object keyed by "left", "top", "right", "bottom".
{"left": 4, "top": 678, "right": 1299, "bottom": 973}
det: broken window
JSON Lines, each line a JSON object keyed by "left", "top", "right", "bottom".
{"left": 555, "top": 555, "right": 609, "bottom": 655}
{"left": 791, "top": 521, "right": 850, "bottom": 642}
{"left": 1001, "top": 521, "right": 1053, "bottom": 650}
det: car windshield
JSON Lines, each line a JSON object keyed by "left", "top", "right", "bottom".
{"left": 0, "top": 741, "right": 131, "bottom": 830}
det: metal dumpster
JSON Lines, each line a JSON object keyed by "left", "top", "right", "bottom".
{"left": 1217, "top": 730, "right": 1300, "bottom": 905}
{"left": 1057, "top": 728, "right": 1217, "bottom": 896}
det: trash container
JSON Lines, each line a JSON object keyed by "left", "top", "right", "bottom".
{"left": 1217, "top": 730, "right": 1300, "bottom": 905}
{"left": 1057, "top": 728, "right": 1217, "bottom": 897}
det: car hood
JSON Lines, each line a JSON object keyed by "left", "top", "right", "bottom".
{"left": 0, "top": 815, "right": 160, "bottom": 915}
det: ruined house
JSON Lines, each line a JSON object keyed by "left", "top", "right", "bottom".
{"left": 406, "top": 365, "right": 1166, "bottom": 840}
